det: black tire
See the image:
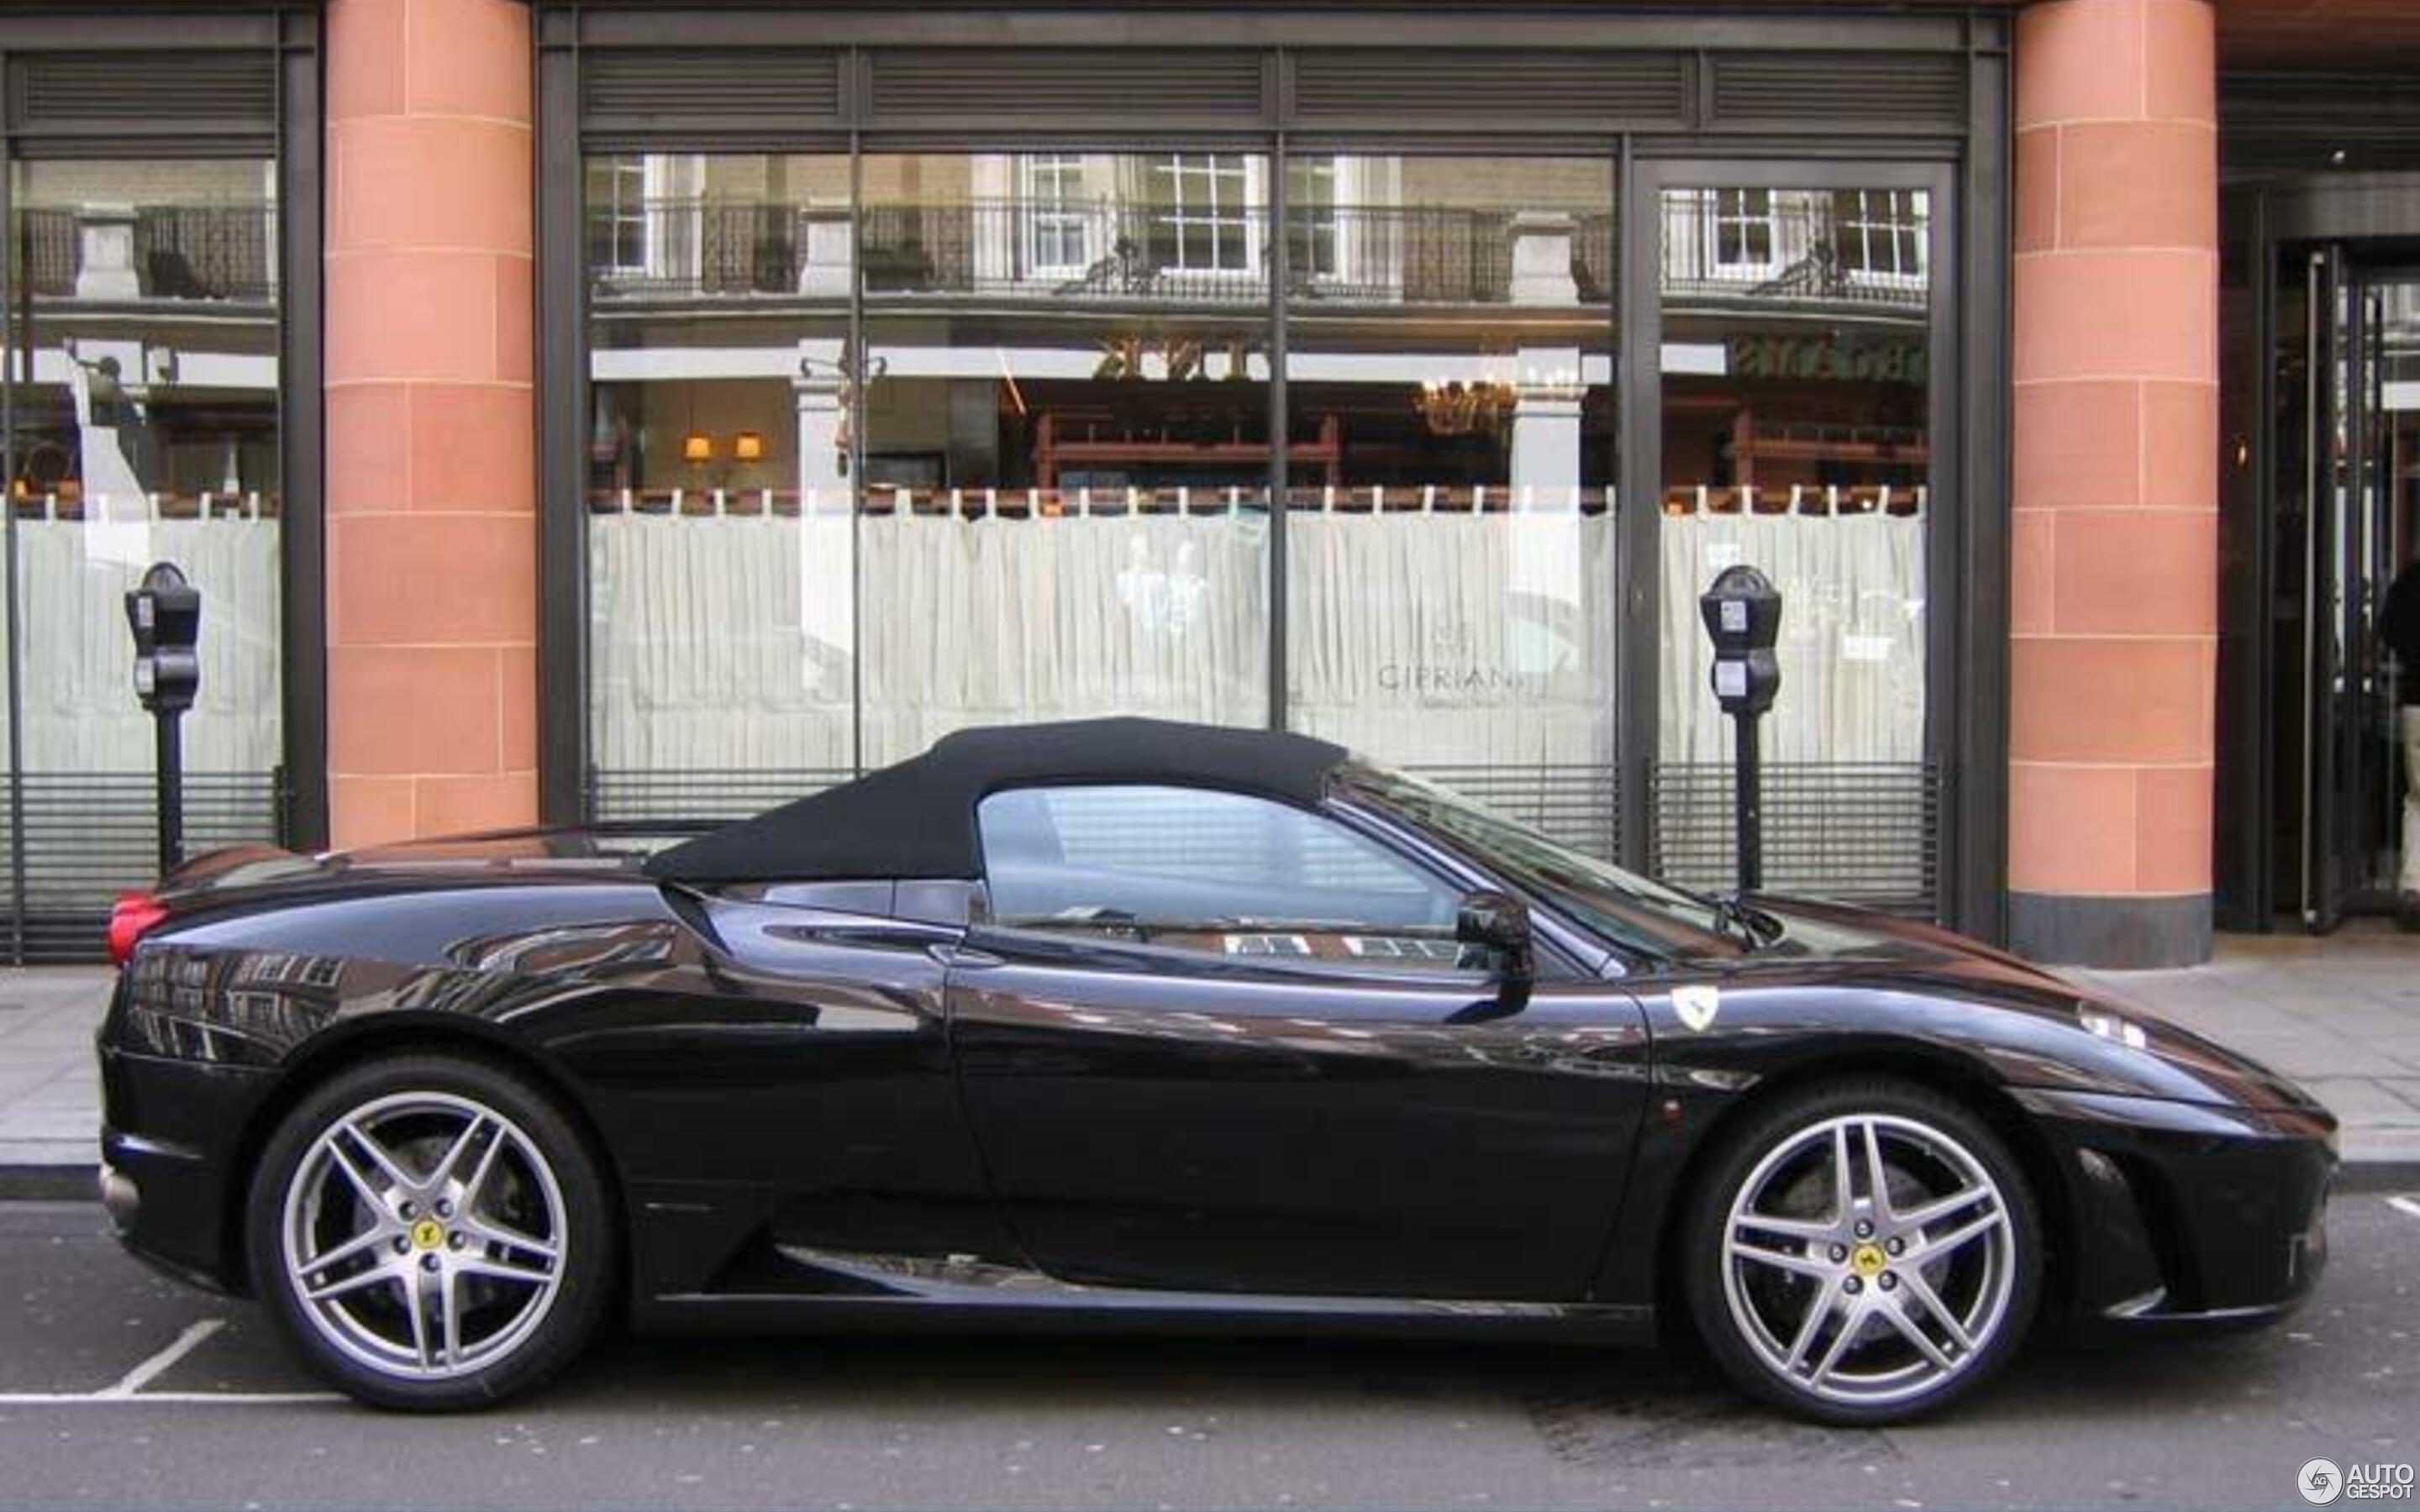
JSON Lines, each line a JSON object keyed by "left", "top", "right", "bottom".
{"left": 1678, "top": 1078, "right": 2041, "bottom": 1425}
{"left": 245, "top": 1053, "right": 614, "bottom": 1410}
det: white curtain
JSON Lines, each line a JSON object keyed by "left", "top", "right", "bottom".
{"left": 1286, "top": 506, "right": 1616, "bottom": 769}
{"left": 0, "top": 512, "right": 282, "bottom": 773}
{"left": 589, "top": 504, "right": 1270, "bottom": 774}
{"left": 590, "top": 504, "right": 1623, "bottom": 774}
{"left": 1656, "top": 509, "right": 1927, "bottom": 765}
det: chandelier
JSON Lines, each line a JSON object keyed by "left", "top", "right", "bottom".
{"left": 1414, "top": 378, "right": 1518, "bottom": 438}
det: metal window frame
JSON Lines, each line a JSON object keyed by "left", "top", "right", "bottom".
{"left": 0, "top": 8, "right": 322, "bottom": 966}
{"left": 1623, "top": 154, "right": 1963, "bottom": 918}
{"left": 534, "top": 4, "right": 2012, "bottom": 941}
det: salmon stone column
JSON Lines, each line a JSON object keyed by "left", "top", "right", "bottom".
{"left": 324, "top": 0, "right": 539, "bottom": 847}
{"left": 2009, "top": 0, "right": 2219, "bottom": 965}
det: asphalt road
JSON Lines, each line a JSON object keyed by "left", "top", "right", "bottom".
{"left": 0, "top": 1197, "right": 2413, "bottom": 1511}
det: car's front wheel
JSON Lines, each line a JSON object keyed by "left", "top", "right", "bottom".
{"left": 246, "top": 1053, "right": 613, "bottom": 1410}
{"left": 1681, "top": 1079, "right": 2041, "bottom": 1425}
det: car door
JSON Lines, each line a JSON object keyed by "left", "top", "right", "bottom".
{"left": 945, "top": 783, "right": 1652, "bottom": 1302}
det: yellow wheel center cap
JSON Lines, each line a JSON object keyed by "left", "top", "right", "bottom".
{"left": 1851, "top": 1243, "right": 1889, "bottom": 1278}
{"left": 410, "top": 1218, "right": 445, "bottom": 1252}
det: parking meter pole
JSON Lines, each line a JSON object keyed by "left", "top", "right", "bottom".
{"left": 154, "top": 710, "right": 185, "bottom": 874}
{"left": 1733, "top": 711, "right": 1763, "bottom": 894}
{"left": 1698, "top": 564, "right": 1782, "bottom": 900}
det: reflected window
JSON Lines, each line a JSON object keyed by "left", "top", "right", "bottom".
{"left": 587, "top": 158, "right": 652, "bottom": 276}
{"left": 1020, "top": 153, "right": 1090, "bottom": 274}
{"left": 1835, "top": 190, "right": 1927, "bottom": 283}
{"left": 1149, "top": 153, "right": 1254, "bottom": 273}
{"left": 1286, "top": 156, "right": 1341, "bottom": 281}
{"left": 1711, "top": 189, "right": 1778, "bottom": 272}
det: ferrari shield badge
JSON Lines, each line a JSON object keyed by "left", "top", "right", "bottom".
{"left": 1673, "top": 984, "right": 1722, "bottom": 1032}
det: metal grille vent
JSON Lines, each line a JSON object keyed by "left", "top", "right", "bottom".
{"left": 1289, "top": 50, "right": 1691, "bottom": 129}
{"left": 1, "top": 771, "right": 281, "bottom": 964}
{"left": 1709, "top": 53, "right": 1965, "bottom": 131}
{"left": 2221, "top": 72, "right": 2420, "bottom": 169}
{"left": 583, "top": 50, "right": 844, "bottom": 129}
{"left": 1649, "top": 762, "right": 1943, "bottom": 918}
{"left": 11, "top": 52, "right": 276, "bottom": 135}
{"left": 866, "top": 49, "right": 1268, "bottom": 124}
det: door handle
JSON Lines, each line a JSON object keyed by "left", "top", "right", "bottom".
{"left": 929, "top": 942, "right": 1005, "bottom": 969}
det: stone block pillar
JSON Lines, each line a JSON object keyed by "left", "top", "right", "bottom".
{"left": 2009, "top": 0, "right": 2218, "bottom": 964}
{"left": 324, "top": 0, "right": 538, "bottom": 847}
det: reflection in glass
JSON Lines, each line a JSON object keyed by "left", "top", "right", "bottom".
{"left": 581, "top": 154, "right": 858, "bottom": 806}
{"left": 1282, "top": 156, "right": 1618, "bottom": 854}
{"left": 7, "top": 158, "right": 282, "bottom": 777}
{"left": 2, "top": 157, "right": 284, "bottom": 952}
{"left": 857, "top": 152, "right": 1273, "bottom": 767}
{"left": 1657, "top": 186, "right": 1932, "bottom": 905}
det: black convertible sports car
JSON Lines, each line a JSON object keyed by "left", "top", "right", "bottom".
{"left": 96, "top": 719, "right": 2334, "bottom": 1421}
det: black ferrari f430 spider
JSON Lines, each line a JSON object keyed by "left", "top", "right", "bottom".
{"left": 96, "top": 719, "right": 2335, "bottom": 1420}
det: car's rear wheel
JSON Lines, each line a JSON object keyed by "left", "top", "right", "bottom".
{"left": 1680, "top": 1079, "right": 2040, "bottom": 1425}
{"left": 246, "top": 1053, "right": 612, "bottom": 1410}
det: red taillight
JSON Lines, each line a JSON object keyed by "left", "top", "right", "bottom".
{"left": 108, "top": 891, "right": 170, "bottom": 967}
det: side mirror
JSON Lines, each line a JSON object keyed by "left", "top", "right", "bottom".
{"left": 1456, "top": 890, "right": 1534, "bottom": 981}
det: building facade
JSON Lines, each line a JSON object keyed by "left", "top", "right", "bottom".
{"left": 0, "top": 0, "right": 2407, "bottom": 967}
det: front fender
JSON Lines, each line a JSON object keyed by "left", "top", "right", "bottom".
{"left": 1583, "top": 962, "right": 2331, "bottom": 1312}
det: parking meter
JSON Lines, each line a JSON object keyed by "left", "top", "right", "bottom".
{"left": 124, "top": 563, "right": 201, "bottom": 871}
{"left": 1698, "top": 565, "right": 1782, "bottom": 892}
{"left": 127, "top": 564, "right": 201, "bottom": 716}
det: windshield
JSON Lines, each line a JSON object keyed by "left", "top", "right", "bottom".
{"left": 1339, "top": 761, "right": 1743, "bottom": 961}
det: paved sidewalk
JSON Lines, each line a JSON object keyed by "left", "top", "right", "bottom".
{"left": 2072, "top": 919, "right": 2420, "bottom": 1172}
{"left": 0, "top": 966, "right": 110, "bottom": 1187}
{"left": 2, "top": 925, "right": 2415, "bottom": 1194}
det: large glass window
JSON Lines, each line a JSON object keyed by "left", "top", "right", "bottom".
{"left": 1655, "top": 183, "right": 1933, "bottom": 906}
{"left": 856, "top": 151, "right": 1273, "bottom": 768}
{"left": 571, "top": 147, "right": 1956, "bottom": 917}
{"left": 3, "top": 158, "right": 284, "bottom": 950}
{"left": 1281, "top": 155, "right": 1618, "bottom": 855}
{"left": 582, "top": 154, "right": 858, "bottom": 811}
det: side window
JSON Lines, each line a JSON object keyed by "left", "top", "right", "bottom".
{"left": 976, "top": 785, "right": 1469, "bottom": 970}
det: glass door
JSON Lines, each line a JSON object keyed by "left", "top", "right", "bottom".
{"left": 2293, "top": 250, "right": 2416, "bottom": 929}
{"left": 1630, "top": 163, "right": 1951, "bottom": 915}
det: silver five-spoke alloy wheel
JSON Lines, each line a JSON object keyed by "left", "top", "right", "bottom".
{"left": 281, "top": 1090, "right": 568, "bottom": 1383}
{"left": 1718, "top": 1111, "right": 2018, "bottom": 1410}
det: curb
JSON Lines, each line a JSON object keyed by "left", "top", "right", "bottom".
{"left": 2338, "top": 1159, "right": 2420, "bottom": 1194}
{"left": 0, "top": 1165, "right": 100, "bottom": 1201}
{"left": 7, "top": 1159, "right": 2417, "bottom": 1205}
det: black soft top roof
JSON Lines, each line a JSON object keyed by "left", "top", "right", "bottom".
{"left": 644, "top": 717, "right": 1350, "bottom": 885}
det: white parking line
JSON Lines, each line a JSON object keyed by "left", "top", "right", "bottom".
{"left": 2390, "top": 1195, "right": 2420, "bottom": 1221}
{"left": 0, "top": 1315, "right": 342, "bottom": 1408}
{"left": 99, "top": 1318, "right": 224, "bottom": 1399}
{"left": 0, "top": 1390, "right": 340, "bottom": 1406}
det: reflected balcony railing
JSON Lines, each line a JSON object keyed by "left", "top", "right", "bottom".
{"left": 1658, "top": 193, "right": 1928, "bottom": 314}
{"left": 588, "top": 199, "right": 1623, "bottom": 307}
{"left": 586, "top": 195, "right": 1928, "bottom": 316}
{"left": 23, "top": 204, "right": 278, "bottom": 304}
